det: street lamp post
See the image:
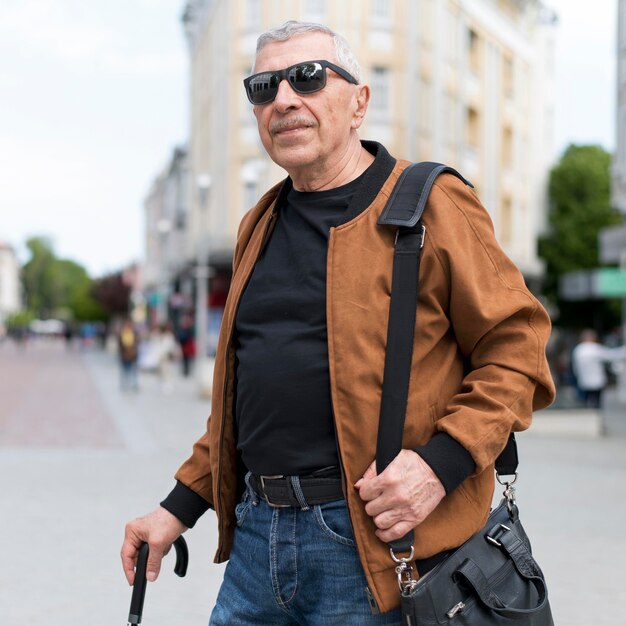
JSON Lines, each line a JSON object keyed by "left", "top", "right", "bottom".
{"left": 195, "top": 173, "right": 213, "bottom": 398}
{"left": 156, "top": 218, "right": 172, "bottom": 324}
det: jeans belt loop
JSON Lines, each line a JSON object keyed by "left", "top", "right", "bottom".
{"left": 290, "top": 475, "right": 310, "bottom": 511}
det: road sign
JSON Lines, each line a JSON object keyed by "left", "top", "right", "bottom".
{"left": 600, "top": 224, "right": 626, "bottom": 264}
{"left": 559, "top": 271, "right": 593, "bottom": 300}
{"left": 559, "top": 268, "right": 626, "bottom": 300}
{"left": 596, "top": 268, "right": 626, "bottom": 297}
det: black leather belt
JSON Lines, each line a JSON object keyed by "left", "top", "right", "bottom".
{"left": 250, "top": 473, "right": 344, "bottom": 508}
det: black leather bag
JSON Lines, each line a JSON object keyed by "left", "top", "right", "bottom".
{"left": 377, "top": 163, "right": 553, "bottom": 625}
{"left": 399, "top": 495, "right": 552, "bottom": 625}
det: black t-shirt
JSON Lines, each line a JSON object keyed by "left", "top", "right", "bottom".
{"left": 160, "top": 143, "right": 477, "bottom": 528}
{"left": 234, "top": 174, "right": 366, "bottom": 475}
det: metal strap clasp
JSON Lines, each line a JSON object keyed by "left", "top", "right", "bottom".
{"left": 496, "top": 471, "right": 518, "bottom": 512}
{"left": 390, "top": 546, "right": 418, "bottom": 592}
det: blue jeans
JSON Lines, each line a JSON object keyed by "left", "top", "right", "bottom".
{"left": 209, "top": 481, "right": 402, "bottom": 625}
{"left": 120, "top": 360, "right": 138, "bottom": 391}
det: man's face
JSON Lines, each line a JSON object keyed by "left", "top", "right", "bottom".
{"left": 251, "top": 32, "right": 367, "bottom": 181}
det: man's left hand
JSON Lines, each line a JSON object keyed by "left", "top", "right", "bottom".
{"left": 355, "top": 450, "right": 445, "bottom": 543}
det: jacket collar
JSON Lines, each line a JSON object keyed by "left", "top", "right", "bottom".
{"left": 270, "top": 141, "right": 397, "bottom": 224}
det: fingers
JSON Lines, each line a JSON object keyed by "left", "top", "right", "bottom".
{"left": 144, "top": 534, "right": 175, "bottom": 581}
{"left": 121, "top": 523, "right": 167, "bottom": 584}
{"left": 146, "top": 544, "right": 165, "bottom": 582}
{"left": 370, "top": 506, "right": 402, "bottom": 530}
{"left": 354, "top": 461, "right": 376, "bottom": 491}
{"left": 121, "top": 533, "right": 139, "bottom": 586}
{"left": 121, "top": 508, "right": 184, "bottom": 586}
{"left": 122, "top": 518, "right": 153, "bottom": 586}
{"left": 354, "top": 461, "right": 382, "bottom": 501}
{"left": 374, "top": 519, "right": 416, "bottom": 543}
{"left": 356, "top": 450, "right": 447, "bottom": 541}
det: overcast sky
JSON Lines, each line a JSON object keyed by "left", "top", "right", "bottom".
{"left": 0, "top": 0, "right": 618, "bottom": 277}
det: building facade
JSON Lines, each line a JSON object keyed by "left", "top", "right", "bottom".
{"left": 179, "top": 0, "right": 557, "bottom": 281}
{"left": 613, "top": 0, "right": 626, "bottom": 217}
{"left": 603, "top": 0, "right": 626, "bottom": 275}
{"left": 143, "top": 146, "right": 192, "bottom": 326}
{"left": 0, "top": 243, "right": 21, "bottom": 322}
{"left": 605, "top": 0, "right": 626, "bottom": 406}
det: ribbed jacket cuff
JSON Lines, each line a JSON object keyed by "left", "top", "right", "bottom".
{"left": 160, "top": 481, "right": 211, "bottom": 529}
{"left": 414, "top": 433, "right": 476, "bottom": 494}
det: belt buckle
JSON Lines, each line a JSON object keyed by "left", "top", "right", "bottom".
{"left": 259, "top": 475, "right": 291, "bottom": 508}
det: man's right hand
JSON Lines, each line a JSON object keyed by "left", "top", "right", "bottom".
{"left": 121, "top": 506, "right": 188, "bottom": 585}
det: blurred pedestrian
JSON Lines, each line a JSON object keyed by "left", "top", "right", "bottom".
{"left": 139, "top": 326, "right": 160, "bottom": 373}
{"left": 118, "top": 319, "right": 139, "bottom": 392}
{"left": 176, "top": 313, "right": 196, "bottom": 377}
{"left": 571, "top": 329, "right": 626, "bottom": 408}
{"left": 156, "top": 322, "right": 180, "bottom": 392}
{"left": 63, "top": 322, "right": 75, "bottom": 350}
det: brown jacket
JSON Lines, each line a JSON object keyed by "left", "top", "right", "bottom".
{"left": 175, "top": 143, "right": 555, "bottom": 612}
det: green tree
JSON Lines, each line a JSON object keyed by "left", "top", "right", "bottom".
{"left": 21, "top": 237, "right": 57, "bottom": 317}
{"left": 4, "top": 310, "right": 34, "bottom": 330}
{"left": 538, "top": 144, "right": 623, "bottom": 330}
{"left": 21, "top": 237, "right": 104, "bottom": 321}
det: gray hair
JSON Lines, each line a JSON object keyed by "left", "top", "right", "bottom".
{"left": 254, "top": 20, "right": 362, "bottom": 83}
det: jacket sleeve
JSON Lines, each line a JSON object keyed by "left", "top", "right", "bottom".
{"left": 161, "top": 477, "right": 211, "bottom": 528}
{"left": 160, "top": 211, "right": 244, "bottom": 527}
{"left": 423, "top": 175, "right": 555, "bottom": 474}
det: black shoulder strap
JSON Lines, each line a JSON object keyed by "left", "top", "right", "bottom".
{"left": 377, "top": 162, "right": 473, "bottom": 228}
{"left": 375, "top": 162, "right": 517, "bottom": 556}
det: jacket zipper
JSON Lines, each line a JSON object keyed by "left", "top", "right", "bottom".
{"left": 215, "top": 210, "right": 277, "bottom": 561}
{"left": 365, "top": 586, "right": 380, "bottom": 615}
{"left": 328, "top": 225, "right": 381, "bottom": 615}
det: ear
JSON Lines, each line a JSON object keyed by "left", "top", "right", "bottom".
{"left": 351, "top": 84, "right": 370, "bottom": 130}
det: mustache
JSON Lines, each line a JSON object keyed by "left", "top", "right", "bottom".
{"left": 270, "top": 116, "right": 316, "bottom": 135}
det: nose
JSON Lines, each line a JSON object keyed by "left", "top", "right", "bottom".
{"left": 272, "top": 78, "right": 301, "bottom": 112}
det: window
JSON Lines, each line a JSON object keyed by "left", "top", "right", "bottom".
{"left": 468, "top": 27, "right": 480, "bottom": 74}
{"left": 241, "top": 160, "right": 261, "bottom": 215}
{"left": 370, "top": 67, "right": 390, "bottom": 116}
{"left": 466, "top": 107, "right": 480, "bottom": 148}
{"left": 245, "top": 0, "right": 261, "bottom": 31}
{"left": 500, "top": 196, "right": 512, "bottom": 244}
{"left": 304, "top": 0, "right": 325, "bottom": 22}
{"left": 502, "top": 126, "right": 513, "bottom": 167}
{"left": 444, "top": 94, "right": 457, "bottom": 145}
{"left": 371, "top": 0, "right": 391, "bottom": 23}
{"left": 243, "top": 180, "right": 257, "bottom": 216}
{"left": 503, "top": 53, "right": 514, "bottom": 98}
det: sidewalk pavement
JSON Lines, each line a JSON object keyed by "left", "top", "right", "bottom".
{"left": 0, "top": 340, "right": 224, "bottom": 626}
{"left": 1, "top": 339, "right": 625, "bottom": 625}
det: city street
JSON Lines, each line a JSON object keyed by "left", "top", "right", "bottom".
{"left": 1, "top": 338, "right": 625, "bottom": 625}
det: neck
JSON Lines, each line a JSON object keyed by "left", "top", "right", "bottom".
{"left": 290, "top": 137, "right": 374, "bottom": 192}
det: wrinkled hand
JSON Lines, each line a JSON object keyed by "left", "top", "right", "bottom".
{"left": 121, "top": 507, "right": 188, "bottom": 585}
{"left": 355, "top": 450, "right": 445, "bottom": 543}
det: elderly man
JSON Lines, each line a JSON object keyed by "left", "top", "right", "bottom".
{"left": 122, "top": 21, "right": 555, "bottom": 624}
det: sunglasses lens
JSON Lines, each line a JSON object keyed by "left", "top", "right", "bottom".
{"left": 247, "top": 72, "right": 280, "bottom": 104}
{"left": 289, "top": 62, "right": 325, "bottom": 94}
{"left": 245, "top": 62, "right": 327, "bottom": 104}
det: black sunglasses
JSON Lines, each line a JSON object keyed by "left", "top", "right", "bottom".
{"left": 244, "top": 59, "right": 358, "bottom": 105}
